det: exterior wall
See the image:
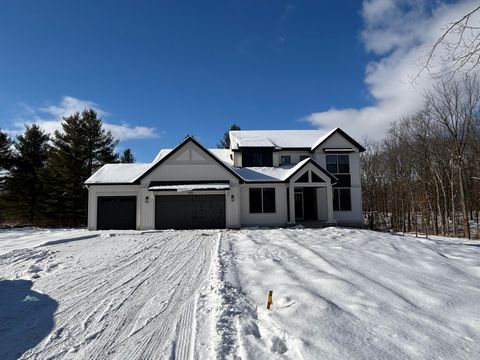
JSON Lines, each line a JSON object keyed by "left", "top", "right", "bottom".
{"left": 274, "top": 150, "right": 310, "bottom": 166}
{"left": 233, "top": 151, "right": 242, "bottom": 167}
{"left": 240, "top": 183, "right": 288, "bottom": 227}
{"left": 313, "top": 132, "right": 363, "bottom": 226}
{"left": 140, "top": 141, "right": 241, "bottom": 229}
{"left": 87, "top": 184, "right": 142, "bottom": 230}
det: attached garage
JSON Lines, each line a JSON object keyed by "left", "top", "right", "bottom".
{"left": 155, "top": 194, "right": 226, "bottom": 229}
{"left": 97, "top": 196, "right": 137, "bottom": 230}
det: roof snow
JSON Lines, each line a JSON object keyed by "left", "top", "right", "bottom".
{"left": 235, "top": 158, "right": 311, "bottom": 182}
{"left": 229, "top": 129, "right": 337, "bottom": 150}
{"left": 85, "top": 163, "right": 151, "bottom": 184}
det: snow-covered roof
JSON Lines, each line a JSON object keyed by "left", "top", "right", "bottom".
{"left": 207, "top": 149, "right": 233, "bottom": 165}
{"left": 85, "top": 163, "right": 151, "bottom": 184}
{"left": 234, "top": 158, "right": 311, "bottom": 182}
{"left": 229, "top": 129, "right": 335, "bottom": 150}
{"left": 148, "top": 183, "right": 230, "bottom": 192}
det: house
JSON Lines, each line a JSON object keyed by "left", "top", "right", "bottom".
{"left": 85, "top": 128, "right": 365, "bottom": 230}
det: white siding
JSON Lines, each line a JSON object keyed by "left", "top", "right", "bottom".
{"left": 140, "top": 141, "right": 241, "bottom": 228}
{"left": 87, "top": 184, "right": 141, "bottom": 230}
{"left": 313, "top": 132, "right": 363, "bottom": 226}
{"left": 240, "top": 183, "right": 288, "bottom": 226}
{"left": 275, "top": 150, "right": 311, "bottom": 166}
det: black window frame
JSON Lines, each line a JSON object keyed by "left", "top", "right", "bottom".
{"left": 280, "top": 155, "right": 291, "bottom": 165}
{"left": 333, "top": 188, "right": 351, "bottom": 211}
{"left": 326, "top": 154, "right": 350, "bottom": 174}
{"left": 249, "top": 188, "right": 276, "bottom": 213}
{"left": 299, "top": 155, "right": 309, "bottom": 161}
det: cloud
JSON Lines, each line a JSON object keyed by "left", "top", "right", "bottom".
{"left": 10, "top": 96, "right": 158, "bottom": 141}
{"left": 305, "top": 0, "right": 480, "bottom": 139}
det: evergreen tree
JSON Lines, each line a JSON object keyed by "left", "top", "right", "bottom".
{"left": 217, "top": 123, "right": 240, "bottom": 149}
{"left": 4, "top": 125, "right": 50, "bottom": 224}
{"left": 45, "top": 109, "right": 118, "bottom": 226}
{"left": 0, "top": 129, "right": 14, "bottom": 222}
{"left": 120, "top": 148, "right": 135, "bottom": 163}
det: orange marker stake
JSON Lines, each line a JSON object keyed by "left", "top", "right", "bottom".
{"left": 267, "top": 290, "right": 273, "bottom": 310}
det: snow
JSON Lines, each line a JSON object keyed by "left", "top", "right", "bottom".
{"left": 148, "top": 183, "right": 230, "bottom": 192}
{"left": 208, "top": 148, "right": 233, "bottom": 165}
{"left": 1, "top": 227, "right": 479, "bottom": 359}
{"left": 234, "top": 158, "right": 311, "bottom": 182}
{"left": 85, "top": 163, "right": 151, "bottom": 184}
{"left": 235, "top": 136, "right": 276, "bottom": 148}
{"left": 0, "top": 228, "right": 97, "bottom": 255}
{"left": 229, "top": 129, "right": 332, "bottom": 150}
{"left": 0, "top": 230, "right": 216, "bottom": 359}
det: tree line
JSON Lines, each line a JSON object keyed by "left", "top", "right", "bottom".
{"left": 361, "top": 74, "right": 480, "bottom": 239}
{"left": 0, "top": 109, "right": 135, "bottom": 227}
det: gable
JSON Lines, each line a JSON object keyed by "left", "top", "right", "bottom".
{"left": 312, "top": 128, "right": 365, "bottom": 153}
{"left": 140, "top": 138, "right": 240, "bottom": 186}
{"left": 288, "top": 161, "right": 335, "bottom": 184}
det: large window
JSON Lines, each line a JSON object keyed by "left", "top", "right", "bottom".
{"left": 326, "top": 154, "right": 349, "bottom": 173}
{"left": 242, "top": 148, "right": 273, "bottom": 167}
{"left": 249, "top": 188, "right": 276, "bottom": 213}
{"left": 333, "top": 188, "right": 351, "bottom": 211}
{"left": 327, "top": 154, "right": 351, "bottom": 211}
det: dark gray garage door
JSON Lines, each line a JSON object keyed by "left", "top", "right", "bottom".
{"left": 97, "top": 196, "right": 136, "bottom": 230}
{"left": 155, "top": 195, "right": 225, "bottom": 229}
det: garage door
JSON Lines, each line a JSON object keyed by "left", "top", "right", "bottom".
{"left": 97, "top": 196, "right": 136, "bottom": 230}
{"left": 155, "top": 195, "right": 225, "bottom": 229}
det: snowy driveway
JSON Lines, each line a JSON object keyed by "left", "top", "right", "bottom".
{"left": 0, "top": 230, "right": 216, "bottom": 360}
{"left": 1, "top": 228, "right": 480, "bottom": 359}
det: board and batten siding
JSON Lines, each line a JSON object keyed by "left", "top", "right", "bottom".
{"left": 240, "top": 183, "right": 288, "bottom": 227}
{"left": 139, "top": 141, "right": 241, "bottom": 229}
{"left": 313, "top": 131, "right": 363, "bottom": 226}
{"left": 87, "top": 184, "right": 141, "bottom": 230}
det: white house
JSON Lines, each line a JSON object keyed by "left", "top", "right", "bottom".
{"left": 85, "top": 128, "right": 365, "bottom": 230}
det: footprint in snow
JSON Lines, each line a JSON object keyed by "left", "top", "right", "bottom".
{"left": 270, "top": 336, "right": 288, "bottom": 354}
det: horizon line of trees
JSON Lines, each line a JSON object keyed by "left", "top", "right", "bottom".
{"left": 0, "top": 109, "right": 135, "bottom": 227}
{"left": 361, "top": 74, "right": 480, "bottom": 239}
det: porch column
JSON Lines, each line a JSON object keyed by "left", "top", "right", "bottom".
{"left": 326, "top": 184, "right": 335, "bottom": 223}
{"left": 288, "top": 184, "right": 296, "bottom": 224}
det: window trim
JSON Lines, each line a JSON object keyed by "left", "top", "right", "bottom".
{"left": 333, "top": 188, "right": 352, "bottom": 211}
{"left": 280, "top": 155, "right": 291, "bottom": 165}
{"left": 326, "top": 154, "right": 350, "bottom": 174}
{"left": 249, "top": 187, "right": 276, "bottom": 214}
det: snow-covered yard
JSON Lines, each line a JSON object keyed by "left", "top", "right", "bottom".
{"left": 1, "top": 228, "right": 480, "bottom": 359}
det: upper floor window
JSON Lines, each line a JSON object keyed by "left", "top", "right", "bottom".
{"left": 242, "top": 148, "right": 273, "bottom": 167}
{"left": 249, "top": 188, "right": 276, "bottom": 213}
{"left": 326, "top": 154, "right": 349, "bottom": 174}
{"left": 299, "top": 155, "right": 309, "bottom": 161}
{"left": 280, "top": 155, "right": 291, "bottom": 164}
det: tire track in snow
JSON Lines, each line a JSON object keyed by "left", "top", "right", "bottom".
{"left": 0, "top": 230, "right": 216, "bottom": 360}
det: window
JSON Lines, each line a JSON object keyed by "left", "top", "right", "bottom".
{"left": 328, "top": 154, "right": 351, "bottom": 211}
{"left": 326, "top": 154, "right": 349, "bottom": 174}
{"left": 280, "top": 155, "right": 291, "bottom": 164}
{"left": 252, "top": 153, "right": 263, "bottom": 166}
{"left": 333, "top": 188, "right": 351, "bottom": 211}
{"left": 300, "top": 155, "right": 309, "bottom": 161}
{"left": 242, "top": 148, "right": 273, "bottom": 167}
{"left": 249, "top": 188, "right": 276, "bottom": 213}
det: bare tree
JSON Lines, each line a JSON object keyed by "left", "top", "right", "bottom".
{"left": 417, "top": 5, "right": 480, "bottom": 80}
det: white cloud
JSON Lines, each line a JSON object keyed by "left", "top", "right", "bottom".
{"left": 305, "top": 0, "right": 480, "bottom": 139}
{"left": 10, "top": 96, "right": 158, "bottom": 141}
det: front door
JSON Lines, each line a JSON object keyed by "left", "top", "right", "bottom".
{"left": 294, "top": 189, "right": 304, "bottom": 220}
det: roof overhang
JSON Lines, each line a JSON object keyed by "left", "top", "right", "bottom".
{"left": 148, "top": 180, "right": 230, "bottom": 192}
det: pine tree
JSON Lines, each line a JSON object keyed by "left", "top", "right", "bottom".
{"left": 45, "top": 109, "right": 118, "bottom": 226}
{"left": 0, "top": 129, "right": 13, "bottom": 170}
{"left": 4, "top": 125, "right": 50, "bottom": 224}
{"left": 217, "top": 124, "right": 240, "bottom": 149}
{"left": 120, "top": 148, "right": 135, "bottom": 163}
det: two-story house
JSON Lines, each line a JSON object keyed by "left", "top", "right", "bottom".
{"left": 85, "top": 128, "right": 365, "bottom": 230}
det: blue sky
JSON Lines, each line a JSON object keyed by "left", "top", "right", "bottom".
{"left": 0, "top": 0, "right": 475, "bottom": 162}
